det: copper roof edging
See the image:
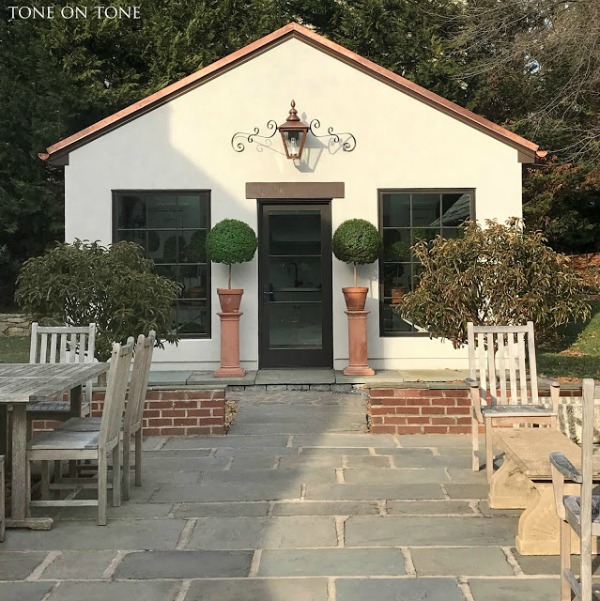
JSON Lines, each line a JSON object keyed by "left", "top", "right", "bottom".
{"left": 41, "top": 22, "right": 541, "bottom": 165}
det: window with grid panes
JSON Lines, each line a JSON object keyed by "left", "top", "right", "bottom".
{"left": 113, "top": 191, "right": 210, "bottom": 338}
{"left": 379, "top": 190, "right": 473, "bottom": 335}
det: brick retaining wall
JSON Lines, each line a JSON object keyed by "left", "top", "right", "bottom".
{"left": 368, "top": 386, "right": 583, "bottom": 435}
{"left": 32, "top": 388, "right": 226, "bottom": 436}
{"left": 368, "top": 388, "right": 472, "bottom": 435}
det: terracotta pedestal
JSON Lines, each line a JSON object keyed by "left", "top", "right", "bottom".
{"left": 214, "top": 311, "right": 246, "bottom": 378}
{"left": 343, "top": 310, "right": 375, "bottom": 376}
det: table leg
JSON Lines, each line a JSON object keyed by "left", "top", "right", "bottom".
{"left": 488, "top": 454, "right": 537, "bottom": 509}
{"left": 69, "top": 384, "right": 82, "bottom": 418}
{"left": 515, "top": 481, "right": 597, "bottom": 555}
{"left": 0, "top": 405, "right": 7, "bottom": 458}
{"left": 5, "top": 404, "right": 52, "bottom": 530}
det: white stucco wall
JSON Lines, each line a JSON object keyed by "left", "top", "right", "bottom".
{"left": 64, "top": 37, "right": 524, "bottom": 371}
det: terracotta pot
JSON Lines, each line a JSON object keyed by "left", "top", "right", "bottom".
{"left": 390, "top": 287, "right": 405, "bottom": 305}
{"left": 342, "top": 287, "right": 369, "bottom": 311}
{"left": 217, "top": 288, "right": 243, "bottom": 312}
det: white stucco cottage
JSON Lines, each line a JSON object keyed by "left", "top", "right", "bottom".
{"left": 41, "top": 23, "right": 543, "bottom": 372}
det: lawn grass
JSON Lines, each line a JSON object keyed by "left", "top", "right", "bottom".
{"left": 537, "top": 300, "right": 600, "bottom": 379}
{"left": 0, "top": 303, "right": 598, "bottom": 378}
{"left": 0, "top": 335, "right": 30, "bottom": 363}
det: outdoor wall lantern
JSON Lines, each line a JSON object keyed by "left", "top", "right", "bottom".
{"left": 231, "top": 100, "right": 356, "bottom": 159}
{"left": 278, "top": 100, "right": 309, "bottom": 159}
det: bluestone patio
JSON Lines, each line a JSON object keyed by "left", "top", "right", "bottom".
{"left": 0, "top": 388, "right": 575, "bottom": 601}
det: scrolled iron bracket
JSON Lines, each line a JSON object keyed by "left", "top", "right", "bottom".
{"left": 231, "top": 120, "right": 278, "bottom": 152}
{"left": 309, "top": 119, "right": 357, "bottom": 152}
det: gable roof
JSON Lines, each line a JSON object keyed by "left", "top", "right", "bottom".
{"left": 40, "top": 22, "right": 542, "bottom": 166}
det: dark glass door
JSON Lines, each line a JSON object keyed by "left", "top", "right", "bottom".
{"left": 258, "top": 202, "right": 332, "bottom": 368}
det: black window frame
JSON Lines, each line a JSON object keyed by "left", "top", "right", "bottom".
{"left": 378, "top": 188, "right": 475, "bottom": 337}
{"left": 112, "top": 189, "right": 211, "bottom": 339}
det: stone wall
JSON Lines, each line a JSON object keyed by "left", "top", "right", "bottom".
{"left": 0, "top": 313, "right": 31, "bottom": 336}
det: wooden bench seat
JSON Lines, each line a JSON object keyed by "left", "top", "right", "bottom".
{"left": 490, "top": 428, "right": 600, "bottom": 555}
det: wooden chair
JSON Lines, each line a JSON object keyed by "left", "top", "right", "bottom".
{"left": 27, "top": 323, "right": 97, "bottom": 426}
{"left": 27, "top": 339, "right": 134, "bottom": 525}
{"left": 122, "top": 331, "right": 155, "bottom": 500}
{"left": 466, "top": 321, "right": 560, "bottom": 482}
{"left": 550, "top": 378, "right": 600, "bottom": 601}
{"left": 0, "top": 455, "right": 4, "bottom": 542}
{"left": 57, "top": 332, "right": 156, "bottom": 501}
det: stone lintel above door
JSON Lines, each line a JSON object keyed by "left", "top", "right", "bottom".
{"left": 246, "top": 182, "right": 345, "bottom": 199}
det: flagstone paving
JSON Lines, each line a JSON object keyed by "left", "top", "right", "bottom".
{"left": 0, "top": 388, "right": 575, "bottom": 600}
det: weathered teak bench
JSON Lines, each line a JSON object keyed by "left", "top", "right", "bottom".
{"left": 489, "top": 427, "right": 600, "bottom": 555}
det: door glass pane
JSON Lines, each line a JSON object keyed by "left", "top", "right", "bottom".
{"left": 266, "top": 209, "right": 323, "bottom": 351}
{"left": 269, "top": 302, "right": 323, "bottom": 348}
{"left": 269, "top": 212, "right": 321, "bottom": 255}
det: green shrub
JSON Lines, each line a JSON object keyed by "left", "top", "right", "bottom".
{"left": 15, "top": 240, "right": 181, "bottom": 360}
{"left": 332, "top": 219, "right": 383, "bottom": 286}
{"left": 399, "top": 218, "right": 592, "bottom": 347}
{"left": 205, "top": 219, "right": 257, "bottom": 288}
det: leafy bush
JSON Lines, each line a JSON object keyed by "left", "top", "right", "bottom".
{"left": 15, "top": 240, "right": 181, "bottom": 360}
{"left": 399, "top": 219, "right": 592, "bottom": 347}
{"left": 332, "top": 219, "right": 383, "bottom": 286}
{"left": 205, "top": 219, "right": 257, "bottom": 288}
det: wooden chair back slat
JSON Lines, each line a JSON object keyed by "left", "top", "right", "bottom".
{"left": 29, "top": 323, "right": 97, "bottom": 405}
{"left": 486, "top": 332, "right": 498, "bottom": 404}
{"left": 124, "top": 331, "right": 156, "bottom": 434}
{"left": 507, "top": 333, "right": 518, "bottom": 401}
{"left": 527, "top": 322, "right": 539, "bottom": 404}
{"left": 517, "top": 331, "right": 528, "bottom": 404}
{"left": 476, "top": 331, "right": 487, "bottom": 398}
{"left": 59, "top": 334, "right": 68, "bottom": 362}
{"left": 497, "top": 332, "right": 508, "bottom": 401}
{"left": 99, "top": 339, "right": 134, "bottom": 451}
{"left": 467, "top": 321, "right": 540, "bottom": 407}
{"left": 49, "top": 333, "right": 58, "bottom": 363}
{"left": 39, "top": 335, "right": 48, "bottom": 364}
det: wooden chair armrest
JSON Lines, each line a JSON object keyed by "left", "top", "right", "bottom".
{"left": 465, "top": 378, "right": 483, "bottom": 422}
{"left": 550, "top": 451, "right": 580, "bottom": 521}
{"left": 549, "top": 451, "right": 582, "bottom": 483}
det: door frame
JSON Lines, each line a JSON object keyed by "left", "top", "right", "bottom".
{"left": 257, "top": 200, "right": 333, "bottom": 369}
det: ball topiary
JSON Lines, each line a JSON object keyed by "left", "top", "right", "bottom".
{"left": 205, "top": 219, "right": 257, "bottom": 288}
{"left": 332, "top": 219, "right": 383, "bottom": 286}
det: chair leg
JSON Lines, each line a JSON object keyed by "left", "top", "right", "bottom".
{"left": 97, "top": 454, "right": 107, "bottom": 526}
{"left": 560, "top": 518, "right": 572, "bottom": 601}
{"left": 134, "top": 428, "right": 142, "bottom": 488}
{"left": 26, "top": 456, "right": 31, "bottom": 518}
{"left": 112, "top": 440, "right": 121, "bottom": 508}
{"left": 41, "top": 461, "right": 50, "bottom": 499}
{"left": 122, "top": 434, "right": 131, "bottom": 502}
{"left": 471, "top": 412, "right": 480, "bottom": 472}
{"left": 485, "top": 420, "right": 494, "bottom": 484}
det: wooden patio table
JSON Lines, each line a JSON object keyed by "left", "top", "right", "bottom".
{"left": 0, "top": 362, "right": 109, "bottom": 530}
